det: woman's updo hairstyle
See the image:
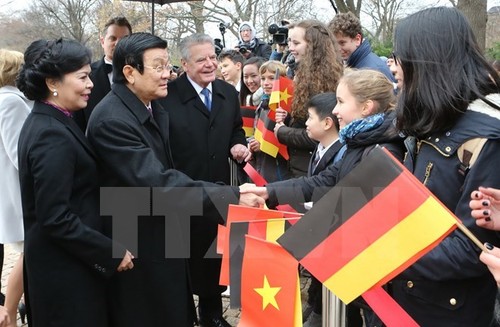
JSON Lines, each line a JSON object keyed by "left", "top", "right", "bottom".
{"left": 17, "top": 38, "right": 92, "bottom": 101}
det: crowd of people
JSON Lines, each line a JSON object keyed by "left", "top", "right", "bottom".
{"left": 0, "top": 5, "right": 500, "bottom": 327}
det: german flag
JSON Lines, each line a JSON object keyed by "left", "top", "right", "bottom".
{"left": 238, "top": 235, "right": 302, "bottom": 327}
{"left": 277, "top": 146, "right": 458, "bottom": 304}
{"left": 253, "top": 108, "right": 289, "bottom": 159}
{"left": 269, "top": 72, "right": 294, "bottom": 113}
{"left": 241, "top": 105, "right": 256, "bottom": 138}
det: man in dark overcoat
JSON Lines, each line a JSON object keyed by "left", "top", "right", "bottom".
{"left": 161, "top": 33, "right": 249, "bottom": 327}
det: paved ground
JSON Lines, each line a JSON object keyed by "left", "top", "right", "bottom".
{"left": 2, "top": 244, "right": 311, "bottom": 327}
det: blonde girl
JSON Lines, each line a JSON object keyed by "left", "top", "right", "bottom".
{"left": 247, "top": 60, "right": 292, "bottom": 182}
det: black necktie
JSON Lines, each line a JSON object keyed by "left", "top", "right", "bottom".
{"left": 312, "top": 151, "right": 320, "bottom": 169}
{"left": 104, "top": 63, "right": 113, "bottom": 74}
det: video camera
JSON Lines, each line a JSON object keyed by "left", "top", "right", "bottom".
{"left": 214, "top": 38, "right": 223, "bottom": 56}
{"left": 238, "top": 45, "right": 249, "bottom": 54}
{"left": 268, "top": 22, "right": 289, "bottom": 45}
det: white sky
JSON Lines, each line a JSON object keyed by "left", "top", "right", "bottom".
{"left": 3, "top": 0, "right": 500, "bottom": 13}
{"left": 2, "top": 0, "right": 499, "bottom": 48}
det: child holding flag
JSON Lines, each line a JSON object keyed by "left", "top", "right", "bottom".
{"left": 248, "top": 60, "right": 292, "bottom": 183}
{"left": 241, "top": 68, "right": 405, "bottom": 326}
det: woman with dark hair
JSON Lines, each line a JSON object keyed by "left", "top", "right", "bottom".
{"left": 391, "top": 7, "right": 500, "bottom": 326}
{"left": 274, "top": 19, "right": 344, "bottom": 177}
{"left": 240, "top": 56, "right": 265, "bottom": 107}
{"left": 17, "top": 38, "right": 133, "bottom": 327}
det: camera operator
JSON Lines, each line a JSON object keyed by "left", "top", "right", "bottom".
{"left": 268, "top": 20, "right": 296, "bottom": 78}
{"left": 235, "top": 22, "right": 272, "bottom": 59}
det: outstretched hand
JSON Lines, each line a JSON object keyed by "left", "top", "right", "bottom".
{"left": 470, "top": 187, "right": 500, "bottom": 231}
{"left": 117, "top": 250, "right": 135, "bottom": 272}
{"left": 239, "top": 183, "right": 269, "bottom": 200}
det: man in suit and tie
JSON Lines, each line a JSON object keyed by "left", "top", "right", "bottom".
{"left": 74, "top": 16, "right": 132, "bottom": 132}
{"left": 87, "top": 32, "right": 263, "bottom": 327}
{"left": 160, "top": 34, "right": 250, "bottom": 327}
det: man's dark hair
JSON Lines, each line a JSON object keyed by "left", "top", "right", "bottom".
{"left": 113, "top": 32, "right": 167, "bottom": 84}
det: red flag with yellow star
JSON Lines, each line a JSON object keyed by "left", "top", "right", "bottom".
{"left": 269, "top": 73, "right": 294, "bottom": 113}
{"left": 238, "top": 235, "right": 301, "bottom": 327}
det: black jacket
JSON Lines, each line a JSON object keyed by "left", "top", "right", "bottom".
{"left": 276, "top": 116, "right": 318, "bottom": 177}
{"left": 18, "top": 102, "right": 124, "bottom": 327}
{"left": 87, "top": 83, "right": 239, "bottom": 327}
{"left": 392, "top": 94, "right": 500, "bottom": 327}
{"left": 266, "top": 111, "right": 404, "bottom": 208}
{"left": 160, "top": 74, "right": 246, "bottom": 296}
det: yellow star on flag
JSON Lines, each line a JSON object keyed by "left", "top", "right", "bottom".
{"left": 280, "top": 88, "right": 292, "bottom": 105}
{"left": 254, "top": 275, "right": 281, "bottom": 310}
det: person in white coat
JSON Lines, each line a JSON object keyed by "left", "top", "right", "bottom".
{"left": 0, "top": 49, "right": 33, "bottom": 326}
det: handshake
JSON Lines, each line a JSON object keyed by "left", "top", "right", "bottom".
{"left": 238, "top": 183, "right": 269, "bottom": 207}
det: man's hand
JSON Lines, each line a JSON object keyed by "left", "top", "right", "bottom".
{"left": 239, "top": 183, "right": 269, "bottom": 200}
{"left": 231, "top": 144, "right": 251, "bottom": 163}
{"left": 239, "top": 193, "right": 265, "bottom": 207}
{"left": 117, "top": 250, "right": 135, "bottom": 272}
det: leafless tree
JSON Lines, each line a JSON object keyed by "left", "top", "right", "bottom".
{"left": 457, "top": 0, "right": 487, "bottom": 50}
{"left": 332, "top": 0, "right": 362, "bottom": 16}
{"left": 22, "top": 0, "right": 99, "bottom": 44}
{"left": 361, "top": 0, "right": 405, "bottom": 43}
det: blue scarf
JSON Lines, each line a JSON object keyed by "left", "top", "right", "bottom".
{"left": 339, "top": 113, "right": 385, "bottom": 144}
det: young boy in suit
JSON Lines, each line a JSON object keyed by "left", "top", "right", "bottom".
{"left": 303, "top": 92, "right": 344, "bottom": 327}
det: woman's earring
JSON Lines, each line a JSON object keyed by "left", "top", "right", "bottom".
{"left": 53, "top": 90, "right": 58, "bottom": 97}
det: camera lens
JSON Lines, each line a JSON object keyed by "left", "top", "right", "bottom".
{"left": 268, "top": 23, "right": 279, "bottom": 34}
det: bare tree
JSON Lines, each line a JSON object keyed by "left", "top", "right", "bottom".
{"left": 22, "top": 0, "right": 99, "bottom": 44}
{"left": 332, "top": 0, "right": 362, "bottom": 16}
{"left": 152, "top": 0, "right": 314, "bottom": 51}
{"left": 361, "top": 0, "right": 407, "bottom": 43}
{"left": 458, "top": 0, "right": 487, "bottom": 50}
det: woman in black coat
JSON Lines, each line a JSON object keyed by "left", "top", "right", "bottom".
{"left": 390, "top": 7, "right": 500, "bottom": 326}
{"left": 16, "top": 38, "right": 133, "bottom": 327}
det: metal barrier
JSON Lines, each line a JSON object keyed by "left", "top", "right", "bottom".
{"left": 323, "top": 286, "right": 346, "bottom": 327}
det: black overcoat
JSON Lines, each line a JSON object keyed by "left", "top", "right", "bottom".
{"left": 87, "top": 83, "right": 238, "bottom": 326}
{"left": 161, "top": 74, "right": 246, "bottom": 296}
{"left": 18, "top": 102, "right": 124, "bottom": 327}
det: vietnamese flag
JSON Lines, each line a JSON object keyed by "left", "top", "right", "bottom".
{"left": 277, "top": 146, "right": 459, "bottom": 304}
{"left": 269, "top": 71, "right": 294, "bottom": 113}
{"left": 219, "top": 205, "right": 300, "bottom": 286}
{"left": 228, "top": 218, "right": 300, "bottom": 308}
{"left": 241, "top": 105, "right": 256, "bottom": 138}
{"left": 238, "top": 235, "right": 301, "bottom": 327}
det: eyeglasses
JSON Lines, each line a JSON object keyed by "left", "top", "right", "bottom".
{"left": 240, "top": 28, "right": 251, "bottom": 33}
{"left": 143, "top": 63, "right": 173, "bottom": 73}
